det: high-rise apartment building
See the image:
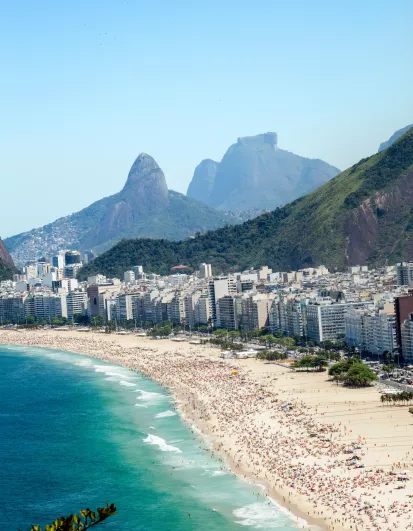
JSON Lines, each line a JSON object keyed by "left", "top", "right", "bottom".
{"left": 395, "top": 292, "right": 413, "bottom": 353}
{"left": 241, "top": 294, "right": 272, "bottom": 331}
{"left": 67, "top": 290, "right": 88, "bottom": 321}
{"left": 199, "top": 263, "right": 212, "bottom": 279}
{"left": 208, "top": 277, "right": 237, "bottom": 324}
{"left": 396, "top": 263, "right": 413, "bottom": 286}
{"left": 216, "top": 295, "right": 241, "bottom": 330}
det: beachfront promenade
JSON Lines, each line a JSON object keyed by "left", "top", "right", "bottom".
{"left": 2, "top": 329, "right": 413, "bottom": 530}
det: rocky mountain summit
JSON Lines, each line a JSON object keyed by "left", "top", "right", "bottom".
{"left": 5, "top": 154, "right": 237, "bottom": 265}
{"left": 81, "top": 126, "right": 413, "bottom": 278}
{"left": 187, "top": 132, "right": 340, "bottom": 212}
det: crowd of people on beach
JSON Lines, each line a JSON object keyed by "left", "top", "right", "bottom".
{"left": 2, "top": 329, "right": 413, "bottom": 531}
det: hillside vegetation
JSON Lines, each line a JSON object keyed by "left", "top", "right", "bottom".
{"left": 5, "top": 154, "right": 238, "bottom": 265}
{"left": 79, "top": 128, "right": 413, "bottom": 279}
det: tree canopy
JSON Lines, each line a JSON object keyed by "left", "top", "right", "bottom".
{"left": 22, "top": 504, "right": 116, "bottom": 531}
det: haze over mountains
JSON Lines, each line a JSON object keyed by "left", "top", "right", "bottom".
{"left": 80, "top": 126, "right": 413, "bottom": 278}
{"left": 187, "top": 132, "right": 340, "bottom": 213}
{"left": 5, "top": 154, "right": 237, "bottom": 266}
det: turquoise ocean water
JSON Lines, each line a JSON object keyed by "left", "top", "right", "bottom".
{"left": 0, "top": 345, "right": 300, "bottom": 531}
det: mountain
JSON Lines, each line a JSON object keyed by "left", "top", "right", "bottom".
{"left": 79, "top": 127, "right": 413, "bottom": 279}
{"left": 5, "top": 154, "right": 238, "bottom": 265}
{"left": 186, "top": 159, "right": 218, "bottom": 203}
{"left": 186, "top": 132, "right": 340, "bottom": 212}
{"left": 378, "top": 124, "right": 413, "bottom": 152}
{"left": 0, "top": 238, "right": 17, "bottom": 281}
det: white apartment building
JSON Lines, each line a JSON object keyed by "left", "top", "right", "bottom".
{"left": 24, "top": 264, "right": 38, "bottom": 280}
{"left": 124, "top": 271, "right": 136, "bottom": 284}
{"left": 208, "top": 277, "right": 237, "bottom": 324}
{"left": 52, "top": 253, "right": 65, "bottom": 270}
{"left": 397, "top": 263, "right": 413, "bottom": 286}
{"left": 132, "top": 265, "right": 144, "bottom": 279}
{"left": 241, "top": 294, "right": 272, "bottom": 331}
{"left": 42, "top": 271, "right": 57, "bottom": 288}
{"left": 199, "top": 263, "right": 212, "bottom": 279}
{"left": 184, "top": 292, "right": 201, "bottom": 327}
{"left": 87, "top": 275, "right": 107, "bottom": 286}
{"left": 32, "top": 293, "right": 67, "bottom": 321}
{"left": 306, "top": 300, "right": 371, "bottom": 342}
{"left": 194, "top": 294, "right": 210, "bottom": 325}
{"left": 167, "top": 293, "right": 186, "bottom": 324}
{"left": 115, "top": 294, "right": 135, "bottom": 321}
{"left": 67, "top": 290, "right": 88, "bottom": 320}
{"left": 269, "top": 296, "right": 307, "bottom": 338}
{"left": 345, "top": 309, "right": 396, "bottom": 355}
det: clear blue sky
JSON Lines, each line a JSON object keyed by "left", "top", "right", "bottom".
{"left": 1, "top": 0, "right": 412, "bottom": 237}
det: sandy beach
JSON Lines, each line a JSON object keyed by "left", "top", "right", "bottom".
{"left": 2, "top": 329, "right": 413, "bottom": 530}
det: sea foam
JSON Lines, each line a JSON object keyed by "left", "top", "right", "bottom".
{"left": 211, "top": 470, "right": 227, "bottom": 476}
{"left": 233, "top": 502, "right": 286, "bottom": 528}
{"left": 136, "top": 390, "right": 165, "bottom": 402}
{"left": 143, "top": 434, "right": 182, "bottom": 453}
{"left": 155, "top": 410, "right": 176, "bottom": 419}
{"left": 119, "top": 380, "right": 136, "bottom": 387}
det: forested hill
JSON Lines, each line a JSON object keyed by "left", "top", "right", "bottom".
{"left": 79, "top": 128, "right": 413, "bottom": 279}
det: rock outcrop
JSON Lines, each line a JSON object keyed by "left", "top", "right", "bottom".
{"left": 80, "top": 126, "right": 413, "bottom": 277}
{"left": 187, "top": 132, "right": 340, "bottom": 212}
{"left": 186, "top": 159, "right": 218, "bottom": 204}
{"left": 5, "top": 154, "right": 238, "bottom": 265}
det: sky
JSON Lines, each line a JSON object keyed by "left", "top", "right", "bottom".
{"left": 1, "top": 0, "right": 412, "bottom": 237}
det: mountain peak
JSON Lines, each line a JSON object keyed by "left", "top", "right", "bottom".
{"left": 186, "top": 159, "right": 219, "bottom": 203}
{"left": 5, "top": 152, "right": 238, "bottom": 265}
{"left": 125, "top": 153, "right": 161, "bottom": 186}
{"left": 121, "top": 152, "right": 169, "bottom": 207}
{"left": 187, "top": 131, "right": 339, "bottom": 212}
{"left": 80, "top": 126, "right": 413, "bottom": 278}
{"left": 237, "top": 132, "right": 278, "bottom": 148}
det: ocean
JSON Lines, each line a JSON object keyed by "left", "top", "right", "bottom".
{"left": 0, "top": 345, "right": 300, "bottom": 531}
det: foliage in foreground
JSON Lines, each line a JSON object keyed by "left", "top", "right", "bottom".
{"left": 22, "top": 504, "right": 116, "bottom": 531}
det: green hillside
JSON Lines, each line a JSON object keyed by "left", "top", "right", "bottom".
{"left": 0, "top": 264, "right": 15, "bottom": 282}
{"left": 79, "top": 128, "right": 413, "bottom": 279}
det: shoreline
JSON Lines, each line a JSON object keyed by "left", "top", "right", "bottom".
{"left": 2, "top": 330, "right": 413, "bottom": 530}
{"left": 0, "top": 331, "right": 324, "bottom": 530}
